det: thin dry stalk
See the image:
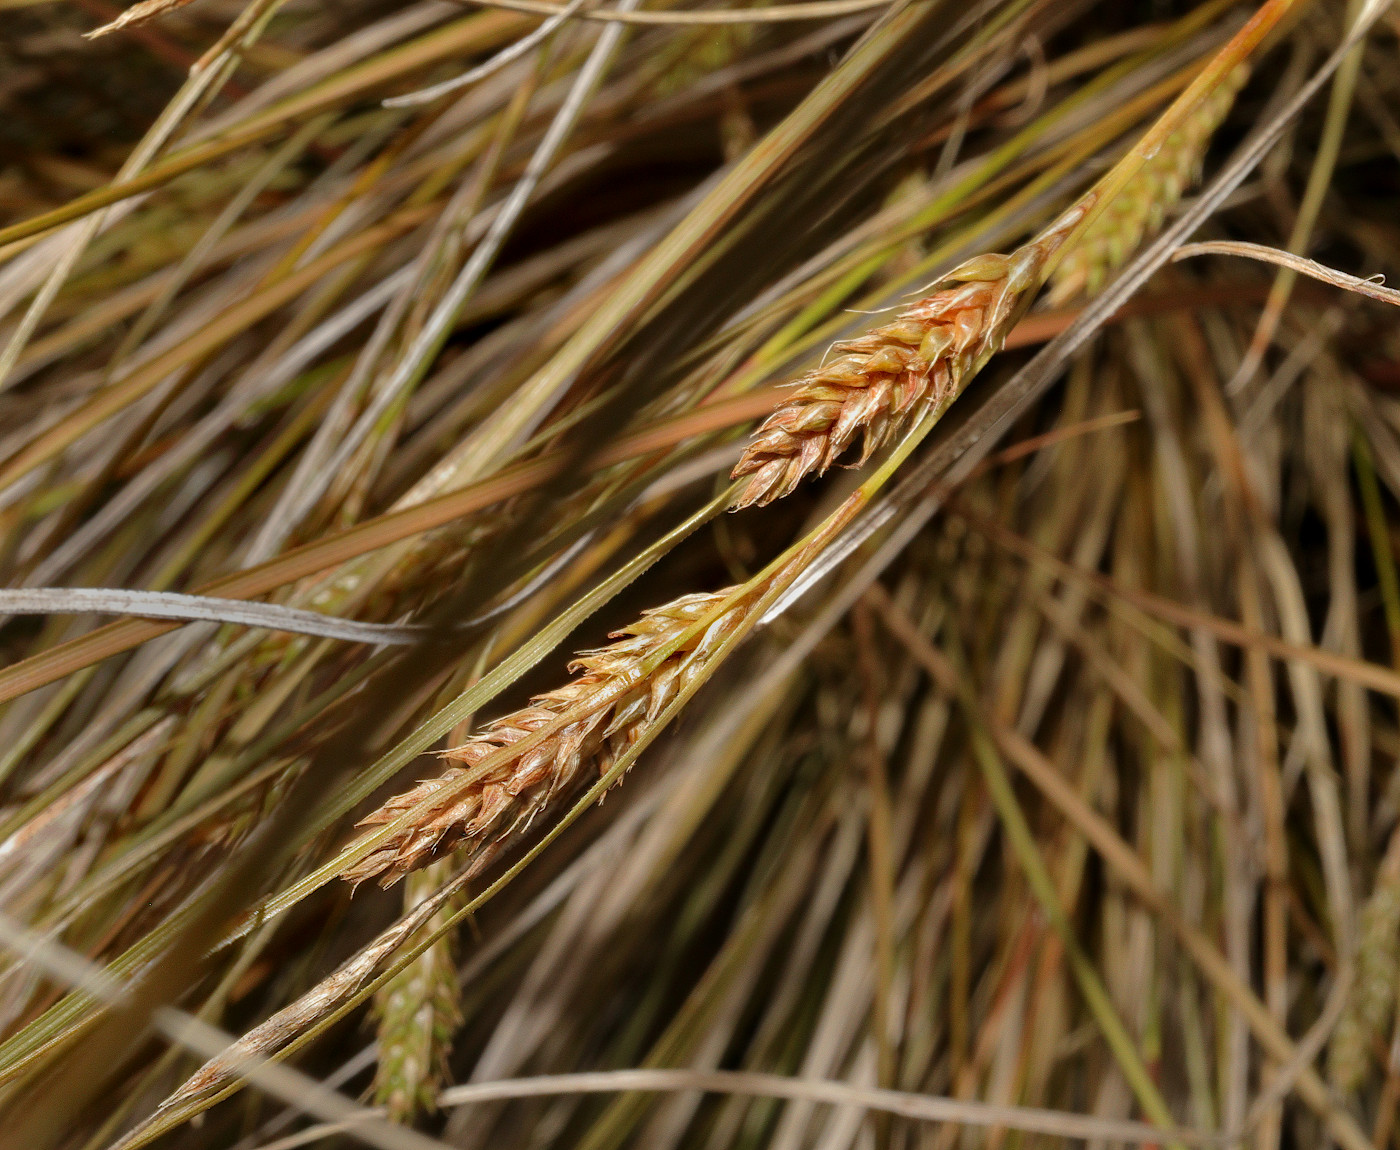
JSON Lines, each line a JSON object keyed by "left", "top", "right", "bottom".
{"left": 84, "top": 0, "right": 200, "bottom": 39}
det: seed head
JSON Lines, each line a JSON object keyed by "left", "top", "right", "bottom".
{"left": 730, "top": 209, "right": 1086, "bottom": 509}
{"left": 1329, "top": 829, "right": 1400, "bottom": 1093}
{"left": 1046, "top": 65, "right": 1247, "bottom": 306}
{"left": 342, "top": 589, "right": 746, "bottom": 886}
{"left": 371, "top": 860, "right": 464, "bottom": 1123}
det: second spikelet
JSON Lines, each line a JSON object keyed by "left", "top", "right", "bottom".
{"left": 342, "top": 589, "right": 746, "bottom": 887}
{"left": 371, "top": 859, "right": 464, "bottom": 1123}
{"left": 1046, "top": 64, "right": 1248, "bottom": 306}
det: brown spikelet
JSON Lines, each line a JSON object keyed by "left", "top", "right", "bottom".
{"left": 1329, "top": 827, "right": 1400, "bottom": 1093}
{"left": 1045, "top": 65, "right": 1248, "bottom": 307}
{"left": 729, "top": 205, "right": 1089, "bottom": 509}
{"left": 371, "top": 860, "right": 464, "bottom": 1123}
{"left": 340, "top": 588, "right": 746, "bottom": 887}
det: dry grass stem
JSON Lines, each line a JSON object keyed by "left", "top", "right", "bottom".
{"left": 84, "top": 0, "right": 201, "bottom": 39}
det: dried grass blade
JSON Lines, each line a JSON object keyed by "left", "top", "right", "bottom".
{"left": 0, "top": 390, "right": 776, "bottom": 705}
{"left": 84, "top": 0, "right": 199, "bottom": 38}
{"left": 1172, "top": 240, "right": 1400, "bottom": 307}
{"left": 428, "top": 1069, "right": 1224, "bottom": 1145}
{"left": 459, "top": 0, "right": 893, "bottom": 22}
{"left": 0, "top": 589, "right": 426, "bottom": 645}
{"left": 958, "top": 503, "right": 1400, "bottom": 701}
{"left": 0, "top": 11, "right": 527, "bottom": 250}
{"left": 385, "top": 0, "right": 592, "bottom": 107}
{"left": 866, "top": 587, "right": 1373, "bottom": 1150}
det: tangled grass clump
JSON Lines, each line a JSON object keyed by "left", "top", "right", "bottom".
{"left": 1, "top": 4, "right": 1399, "bottom": 1150}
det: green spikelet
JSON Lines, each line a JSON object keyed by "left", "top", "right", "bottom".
{"left": 1329, "top": 830, "right": 1400, "bottom": 1094}
{"left": 1046, "top": 65, "right": 1248, "bottom": 306}
{"left": 371, "top": 858, "right": 465, "bottom": 1123}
